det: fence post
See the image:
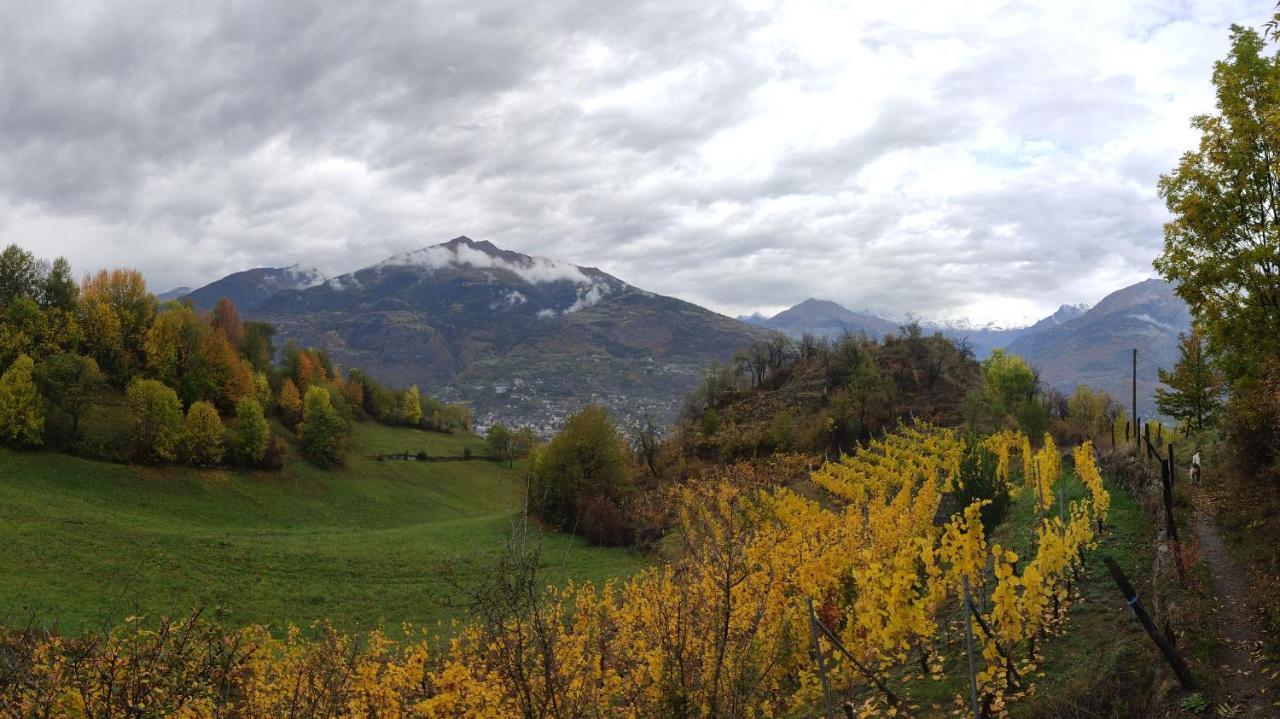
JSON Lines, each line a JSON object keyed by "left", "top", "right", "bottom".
{"left": 961, "top": 577, "right": 983, "bottom": 719}
{"left": 1160, "top": 457, "right": 1179, "bottom": 543}
{"left": 1102, "top": 557, "right": 1197, "bottom": 690}
{"left": 807, "top": 597, "right": 835, "bottom": 719}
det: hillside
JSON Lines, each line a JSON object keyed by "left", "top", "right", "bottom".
{"left": 743, "top": 297, "right": 902, "bottom": 339}
{"left": 0, "top": 422, "right": 642, "bottom": 634}
{"left": 1006, "top": 278, "right": 1190, "bottom": 417}
{"left": 206, "top": 236, "right": 774, "bottom": 432}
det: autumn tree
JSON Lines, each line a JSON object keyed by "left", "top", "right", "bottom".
{"left": 0, "top": 354, "right": 45, "bottom": 447}
{"left": 278, "top": 378, "right": 303, "bottom": 427}
{"left": 145, "top": 304, "right": 210, "bottom": 403}
{"left": 529, "top": 405, "right": 631, "bottom": 534}
{"left": 126, "top": 378, "right": 183, "bottom": 463}
{"left": 299, "top": 385, "right": 348, "bottom": 467}
{"left": 181, "top": 400, "right": 225, "bottom": 467}
{"left": 212, "top": 298, "right": 244, "bottom": 347}
{"left": 1158, "top": 25, "right": 1280, "bottom": 471}
{"left": 203, "top": 329, "right": 254, "bottom": 410}
{"left": 1156, "top": 330, "right": 1224, "bottom": 431}
{"left": 253, "top": 371, "right": 273, "bottom": 411}
{"left": 34, "top": 352, "right": 105, "bottom": 438}
{"left": 1158, "top": 26, "right": 1280, "bottom": 383}
{"left": 232, "top": 398, "right": 271, "bottom": 466}
{"left": 402, "top": 385, "right": 422, "bottom": 426}
{"left": 982, "top": 350, "right": 1037, "bottom": 416}
{"left": 81, "top": 269, "right": 155, "bottom": 382}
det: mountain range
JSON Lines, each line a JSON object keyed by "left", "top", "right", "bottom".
{"left": 173, "top": 237, "right": 768, "bottom": 432}
{"left": 168, "top": 237, "right": 1189, "bottom": 428}
{"left": 743, "top": 281, "right": 1188, "bottom": 417}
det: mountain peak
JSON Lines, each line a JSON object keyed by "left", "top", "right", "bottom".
{"left": 375, "top": 237, "right": 614, "bottom": 291}
{"left": 440, "top": 235, "right": 498, "bottom": 253}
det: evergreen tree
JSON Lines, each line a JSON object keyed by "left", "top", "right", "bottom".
{"left": 0, "top": 353, "right": 45, "bottom": 447}
{"left": 1156, "top": 330, "right": 1224, "bottom": 431}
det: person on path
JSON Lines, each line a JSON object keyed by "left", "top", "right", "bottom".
{"left": 1190, "top": 450, "right": 1201, "bottom": 484}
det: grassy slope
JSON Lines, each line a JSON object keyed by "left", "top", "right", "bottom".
{"left": 0, "top": 422, "right": 644, "bottom": 636}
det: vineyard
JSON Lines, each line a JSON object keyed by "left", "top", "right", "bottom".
{"left": 0, "top": 426, "right": 1128, "bottom": 718}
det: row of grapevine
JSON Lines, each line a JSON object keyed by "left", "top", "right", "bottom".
{"left": 2, "top": 430, "right": 1112, "bottom": 718}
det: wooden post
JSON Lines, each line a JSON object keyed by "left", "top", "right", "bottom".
{"left": 965, "top": 594, "right": 1023, "bottom": 689}
{"left": 1132, "top": 348, "right": 1138, "bottom": 443}
{"left": 1160, "top": 458, "right": 1178, "bottom": 543}
{"left": 807, "top": 597, "right": 835, "bottom": 719}
{"left": 810, "top": 604, "right": 901, "bottom": 708}
{"left": 1102, "top": 557, "right": 1197, "bottom": 690}
{"left": 1156, "top": 423, "right": 1163, "bottom": 444}
{"left": 1111, "top": 421, "right": 1116, "bottom": 451}
{"left": 962, "top": 577, "right": 983, "bottom": 719}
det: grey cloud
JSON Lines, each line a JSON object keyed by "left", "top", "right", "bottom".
{"left": 0, "top": 0, "right": 1260, "bottom": 323}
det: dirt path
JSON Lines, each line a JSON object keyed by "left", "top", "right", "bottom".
{"left": 1190, "top": 486, "right": 1273, "bottom": 716}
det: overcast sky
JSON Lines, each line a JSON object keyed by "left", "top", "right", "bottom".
{"left": 0, "top": 0, "right": 1268, "bottom": 324}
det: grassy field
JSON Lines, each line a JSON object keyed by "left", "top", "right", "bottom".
{"left": 0, "top": 421, "right": 644, "bottom": 636}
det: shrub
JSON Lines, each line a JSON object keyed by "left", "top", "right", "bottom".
{"left": 126, "top": 378, "right": 182, "bottom": 463}
{"left": 181, "top": 401, "right": 225, "bottom": 467}
{"left": 415, "top": 450, "right": 427, "bottom": 461}
{"left": 954, "top": 434, "right": 1009, "bottom": 530}
{"left": 261, "top": 434, "right": 287, "bottom": 471}
{"left": 579, "top": 495, "right": 631, "bottom": 547}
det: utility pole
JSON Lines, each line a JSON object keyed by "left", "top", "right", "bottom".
{"left": 1132, "top": 348, "right": 1138, "bottom": 444}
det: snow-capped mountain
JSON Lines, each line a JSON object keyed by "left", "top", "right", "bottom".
{"left": 224, "top": 236, "right": 768, "bottom": 427}
{"left": 180, "top": 263, "right": 326, "bottom": 311}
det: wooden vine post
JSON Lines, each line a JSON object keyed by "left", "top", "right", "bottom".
{"left": 807, "top": 597, "right": 835, "bottom": 719}
{"left": 961, "top": 577, "right": 983, "bottom": 719}
{"left": 1160, "top": 453, "right": 1179, "bottom": 544}
{"left": 1102, "top": 557, "right": 1197, "bottom": 690}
